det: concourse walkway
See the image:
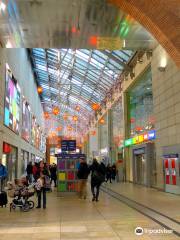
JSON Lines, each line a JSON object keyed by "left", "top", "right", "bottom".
{"left": 0, "top": 185, "right": 179, "bottom": 240}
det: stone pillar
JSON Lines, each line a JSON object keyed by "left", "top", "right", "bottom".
{"left": 151, "top": 45, "right": 180, "bottom": 190}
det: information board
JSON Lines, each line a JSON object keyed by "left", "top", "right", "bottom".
{"left": 61, "top": 140, "right": 76, "bottom": 152}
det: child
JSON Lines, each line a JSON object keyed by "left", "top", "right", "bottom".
{"left": 35, "top": 174, "right": 46, "bottom": 209}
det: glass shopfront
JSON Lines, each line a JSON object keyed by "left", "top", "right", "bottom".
{"left": 2, "top": 142, "right": 17, "bottom": 181}
{"left": 21, "top": 150, "right": 29, "bottom": 175}
{"left": 125, "top": 68, "right": 156, "bottom": 187}
{"left": 128, "top": 68, "right": 154, "bottom": 137}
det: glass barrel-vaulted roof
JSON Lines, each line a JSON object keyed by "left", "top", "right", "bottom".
{"left": 29, "top": 48, "right": 133, "bottom": 125}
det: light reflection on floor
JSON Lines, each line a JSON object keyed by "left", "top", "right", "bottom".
{"left": 0, "top": 186, "right": 178, "bottom": 240}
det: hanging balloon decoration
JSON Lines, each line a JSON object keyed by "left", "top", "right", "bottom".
{"left": 63, "top": 112, "right": 69, "bottom": 121}
{"left": 56, "top": 126, "right": 62, "bottom": 131}
{"left": 72, "top": 115, "right": 78, "bottom": 122}
{"left": 52, "top": 106, "right": 60, "bottom": 115}
{"left": 92, "top": 103, "right": 100, "bottom": 111}
{"left": 75, "top": 106, "right": 80, "bottom": 111}
{"left": 91, "top": 130, "right": 96, "bottom": 136}
{"left": 37, "top": 86, "right": 43, "bottom": 94}
{"left": 67, "top": 126, "right": 73, "bottom": 131}
{"left": 44, "top": 112, "right": 50, "bottom": 119}
{"left": 99, "top": 118, "right": 105, "bottom": 124}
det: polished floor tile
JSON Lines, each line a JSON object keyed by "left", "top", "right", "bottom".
{"left": 0, "top": 184, "right": 179, "bottom": 240}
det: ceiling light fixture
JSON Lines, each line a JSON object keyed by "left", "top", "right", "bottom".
{"left": 158, "top": 56, "right": 167, "bottom": 72}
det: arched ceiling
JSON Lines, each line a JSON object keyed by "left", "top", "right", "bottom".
{"left": 0, "top": 0, "right": 156, "bottom": 49}
{"left": 108, "top": 0, "right": 180, "bottom": 67}
{"left": 29, "top": 48, "right": 133, "bottom": 121}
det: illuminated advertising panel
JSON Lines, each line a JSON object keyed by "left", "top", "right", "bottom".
{"left": 22, "top": 100, "right": 31, "bottom": 142}
{"left": 31, "top": 116, "right": 36, "bottom": 146}
{"left": 4, "top": 64, "right": 20, "bottom": 134}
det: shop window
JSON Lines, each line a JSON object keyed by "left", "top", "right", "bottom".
{"left": 127, "top": 69, "right": 154, "bottom": 137}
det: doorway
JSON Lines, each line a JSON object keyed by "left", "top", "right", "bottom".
{"left": 134, "top": 153, "right": 146, "bottom": 185}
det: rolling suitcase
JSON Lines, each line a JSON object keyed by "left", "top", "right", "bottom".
{"left": 0, "top": 178, "right": 8, "bottom": 207}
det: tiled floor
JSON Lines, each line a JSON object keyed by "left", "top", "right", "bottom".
{"left": 0, "top": 184, "right": 179, "bottom": 240}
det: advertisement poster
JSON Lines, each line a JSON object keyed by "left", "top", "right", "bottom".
{"left": 22, "top": 100, "right": 31, "bottom": 142}
{"left": 4, "top": 64, "right": 20, "bottom": 134}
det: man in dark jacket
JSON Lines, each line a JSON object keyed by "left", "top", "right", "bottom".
{"left": 89, "top": 158, "right": 106, "bottom": 202}
{"left": 77, "top": 159, "right": 90, "bottom": 199}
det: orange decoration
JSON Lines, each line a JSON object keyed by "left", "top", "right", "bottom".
{"left": 91, "top": 130, "right": 96, "bottom": 136}
{"left": 37, "top": 86, "right": 43, "bottom": 94}
{"left": 63, "top": 113, "right": 68, "bottom": 121}
{"left": 75, "top": 106, "right": 80, "bottom": 111}
{"left": 67, "top": 126, "right": 73, "bottom": 131}
{"left": 44, "top": 112, "right": 50, "bottom": 119}
{"left": 72, "top": 116, "right": 78, "bottom": 122}
{"left": 52, "top": 106, "right": 60, "bottom": 115}
{"left": 92, "top": 103, "right": 100, "bottom": 111}
{"left": 99, "top": 118, "right": 105, "bottom": 124}
{"left": 56, "top": 126, "right": 62, "bottom": 131}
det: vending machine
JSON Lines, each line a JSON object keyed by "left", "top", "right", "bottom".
{"left": 163, "top": 154, "right": 180, "bottom": 194}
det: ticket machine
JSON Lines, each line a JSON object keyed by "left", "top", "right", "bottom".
{"left": 163, "top": 154, "right": 180, "bottom": 194}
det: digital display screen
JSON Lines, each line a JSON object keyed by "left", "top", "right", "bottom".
{"left": 4, "top": 64, "right": 20, "bottom": 134}
{"left": 22, "top": 100, "right": 31, "bottom": 142}
{"left": 61, "top": 140, "right": 76, "bottom": 152}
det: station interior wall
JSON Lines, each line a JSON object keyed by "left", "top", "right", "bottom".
{"left": 0, "top": 49, "right": 45, "bottom": 177}
{"left": 87, "top": 44, "right": 180, "bottom": 191}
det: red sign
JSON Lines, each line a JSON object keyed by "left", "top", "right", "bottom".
{"left": 3, "top": 142, "right": 11, "bottom": 153}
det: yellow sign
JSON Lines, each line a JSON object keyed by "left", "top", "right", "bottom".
{"left": 97, "top": 37, "right": 123, "bottom": 50}
{"left": 59, "top": 172, "right": 66, "bottom": 181}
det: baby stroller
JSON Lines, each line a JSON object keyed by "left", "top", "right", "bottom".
{"left": 7, "top": 182, "right": 35, "bottom": 212}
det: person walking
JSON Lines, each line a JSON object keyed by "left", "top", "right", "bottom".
{"left": 89, "top": 158, "right": 105, "bottom": 202}
{"left": 111, "top": 164, "right": 117, "bottom": 181}
{"left": 0, "top": 160, "right": 8, "bottom": 189}
{"left": 106, "top": 164, "right": 112, "bottom": 183}
{"left": 50, "top": 163, "right": 57, "bottom": 187}
{"left": 26, "top": 162, "right": 33, "bottom": 184}
{"left": 77, "top": 159, "right": 90, "bottom": 199}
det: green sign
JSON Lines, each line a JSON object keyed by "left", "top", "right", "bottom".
{"left": 124, "top": 138, "right": 133, "bottom": 147}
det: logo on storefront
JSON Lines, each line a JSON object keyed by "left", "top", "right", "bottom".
{"left": 135, "top": 227, "right": 144, "bottom": 236}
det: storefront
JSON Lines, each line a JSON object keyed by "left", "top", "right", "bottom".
{"left": 125, "top": 68, "right": 156, "bottom": 187}
{"left": 2, "top": 142, "right": 18, "bottom": 181}
{"left": 21, "top": 150, "right": 29, "bottom": 175}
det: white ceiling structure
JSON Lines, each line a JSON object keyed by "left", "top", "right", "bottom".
{"left": 0, "top": 0, "right": 157, "bottom": 138}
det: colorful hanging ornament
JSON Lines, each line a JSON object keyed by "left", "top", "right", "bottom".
{"left": 52, "top": 106, "right": 60, "bottom": 115}
{"left": 63, "top": 112, "right": 68, "bottom": 121}
{"left": 37, "top": 86, "right": 43, "bottom": 94}
{"left": 56, "top": 126, "right": 62, "bottom": 131}
{"left": 44, "top": 112, "right": 50, "bottom": 119}
{"left": 67, "top": 126, "right": 73, "bottom": 131}
{"left": 91, "top": 130, "right": 96, "bottom": 136}
{"left": 72, "top": 115, "right": 78, "bottom": 122}
{"left": 92, "top": 103, "right": 100, "bottom": 111}
{"left": 75, "top": 106, "right": 80, "bottom": 111}
{"left": 99, "top": 118, "right": 105, "bottom": 124}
